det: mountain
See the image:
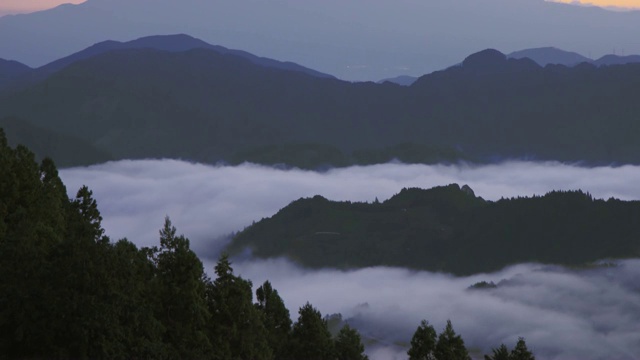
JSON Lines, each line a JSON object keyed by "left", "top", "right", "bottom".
{"left": 0, "top": 59, "right": 31, "bottom": 88}
{"left": 2, "top": 47, "right": 640, "bottom": 166}
{"left": 3, "top": 34, "right": 333, "bottom": 91}
{"left": 593, "top": 54, "right": 640, "bottom": 66}
{"left": 507, "top": 46, "right": 591, "bottom": 66}
{"left": 378, "top": 75, "right": 418, "bottom": 86}
{"left": 2, "top": 0, "right": 640, "bottom": 81}
{"left": 37, "top": 34, "right": 333, "bottom": 79}
{"left": 0, "top": 116, "right": 112, "bottom": 167}
{"left": 227, "top": 184, "right": 640, "bottom": 275}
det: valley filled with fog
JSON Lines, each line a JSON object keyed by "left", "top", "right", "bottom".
{"left": 60, "top": 160, "right": 640, "bottom": 359}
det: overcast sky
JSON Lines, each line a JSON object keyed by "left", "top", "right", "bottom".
{"left": 1, "top": 0, "right": 639, "bottom": 15}
{"left": 59, "top": 160, "right": 640, "bottom": 359}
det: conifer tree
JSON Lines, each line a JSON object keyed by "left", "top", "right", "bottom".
{"left": 434, "top": 320, "right": 470, "bottom": 360}
{"left": 256, "top": 280, "right": 292, "bottom": 358}
{"left": 290, "top": 302, "right": 335, "bottom": 360}
{"left": 510, "top": 338, "right": 535, "bottom": 360}
{"left": 408, "top": 319, "right": 437, "bottom": 360}
{"left": 335, "top": 324, "right": 369, "bottom": 360}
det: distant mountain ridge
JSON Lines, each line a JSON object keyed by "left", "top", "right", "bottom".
{"left": 1, "top": 34, "right": 333, "bottom": 92}
{"left": 3, "top": 46, "right": 640, "bottom": 167}
{"left": 507, "top": 46, "right": 640, "bottom": 67}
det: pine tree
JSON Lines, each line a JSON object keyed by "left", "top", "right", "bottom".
{"left": 256, "top": 280, "right": 292, "bottom": 359}
{"left": 208, "top": 254, "right": 272, "bottom": 360}
{"left": 335, "top": 324, "right": 369, "bottom": 360}
{"left": 290, "top": 302, "right": 335, "bottom": 360}
{"left": 510, "top": 338, "right": 535, "bottom": 360}
{"left": 408, "top": 319, "right": 437, "bottom": 360}
{"left": 434, "top": 320, "right": 470, "bottom": 360}
{"left": 484, "top": 344, "right": 510, "bottom": 360}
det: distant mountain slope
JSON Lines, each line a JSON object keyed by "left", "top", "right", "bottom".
{"left": 0, "top": 117, "right": 112, "bottom": 167}
{"left": 3, "top": 34, "right": 333, "bottom": 91}
{"left": 2, "top": 48, "right": 640, "bottom": 166}
{"left": 37, "top": 34, "right": 334, "bottom": 79}
{"left": 0, "top": 59, "right": 31, "bottom": 88}
{"left": 378, "top": 75, "right": 418, "bottom": 86}
{"left": 227, "top": 185, "right": 640, "bottom": 275}
{"left": 508, "top": 46, "right": 640, "bottom": 67}
{"left": 593, "top": 54, "right": 640, "bottom": 66}
{"left": 507, "top": 47, "right": 591, "bottom": 66}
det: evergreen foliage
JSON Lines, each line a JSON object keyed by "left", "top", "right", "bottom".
{"left": 229, "top": 184, "right": 640, "bottom": 275}
{"left": 334, "top": 324, "right": 369, "bottom": 360}
{"left": 289, "top": 302, "right": 335, "bottom": 360}
{"left": 434, "top": 320, "right": 471, "bottom": 360}
{"left": 408, "top": 320, "right": 437, "bottom": 360}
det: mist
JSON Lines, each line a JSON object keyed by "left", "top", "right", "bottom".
{"left": 59, "top": 160, "right": 640, "bottom": 359}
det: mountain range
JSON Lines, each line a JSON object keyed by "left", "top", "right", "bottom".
{"left": 2, "top": 36, "right": 640, "bottom": 168}
{"left": 381, "top": 46, "right": 640, "bottom": 85}
{"left": 0, "top": 35, "right": 640, "bottom": 168}
{"left": 2, "top": 0, "right": 640, "bottom": 81}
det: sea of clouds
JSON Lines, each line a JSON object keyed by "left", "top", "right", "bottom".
{"left": 60, "top": 160, "right": 640, "bottom": 359}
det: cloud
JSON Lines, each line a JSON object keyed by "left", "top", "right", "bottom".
{"left": 228, "top": 257, "right": 640, "bottom": 360}
{"left": 60, "top": 160, "right": 640, "bottom": 359}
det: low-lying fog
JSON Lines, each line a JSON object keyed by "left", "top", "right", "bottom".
{"left": 60, "top": 160, "right": 640, "bottom": 360}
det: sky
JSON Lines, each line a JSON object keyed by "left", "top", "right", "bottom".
{"left": 0, "top": 0, "right": 84, "bottom": 15}
{"left": 1, "top": 0, "right": 640, "bottom": 15}
{"left": 58, "top": 160, "right": 640, "bottom": 359}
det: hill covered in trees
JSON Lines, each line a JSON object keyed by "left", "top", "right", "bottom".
{"left": 1, "top": 42, "right": 640, "bottom": 167}
{"left": 228, "top": 184, "right": 640, "bottom": 275}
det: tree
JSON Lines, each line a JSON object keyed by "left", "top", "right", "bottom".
{"left": 434, "top": 320, "right": 470, "bottom": 360}
{"left": 510, "top": 338, "right": 535, "bottom": 360}
{"left": 335, "top": 324, "right": 369, "bottom": 360}
{"left": 408, "top": 320, "right": 437, "bottom": 360}
{"left": 207, "top": 254, "right": 272, "bottom": 360}
{"left": 289, "top": 302, "right": 334, "bottom": 360}
{"left": 484, "top": 344, "right": 510, "bottom": 360}
{"left": 152, "top": 217, "right": 212, "bottom": 358}
{"left": 256, "top": 280, "right": 291, "bottom": 358}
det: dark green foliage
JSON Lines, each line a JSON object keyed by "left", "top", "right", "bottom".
{"left": 256, "top": 280, "right": 292, "bottom": 359}
{"left": 485, "top": 344, "right": 510, "bottom": 360}
{"left": 510, "top": 338, "right": 535, "bottom": 360}
{"left": 485, "top": 338, "right": 535, "bottom": 360}
{"left": 207, "top": 254, "right": 272, "bottom": 360}
{"left": 334, "top": 324, "right": 369, "bottom": 360}
{"left": 408, "top": 320, "right": 437, "bottom": 360}
{"left": 150, "top": 217, "right": 212, "bottom": 358}
{"left": 289, "top": 302, "right": 335, "bottom": 360}
{"left": 229, "top": 184, "right": 640, "bottom": 275}
{"left": 434, "top": 320, "right": 470, "bottom": 360}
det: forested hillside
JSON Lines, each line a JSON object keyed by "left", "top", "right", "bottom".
{"left": 1, "top": 46, "right": 640, "bottom": 167}
{"left": 229, "top": 184, "right": 640, "bottom": 275}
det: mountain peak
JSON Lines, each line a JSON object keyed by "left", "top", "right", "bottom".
{"left": 462, "top": 49, "right": 507, "bottom": 72}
